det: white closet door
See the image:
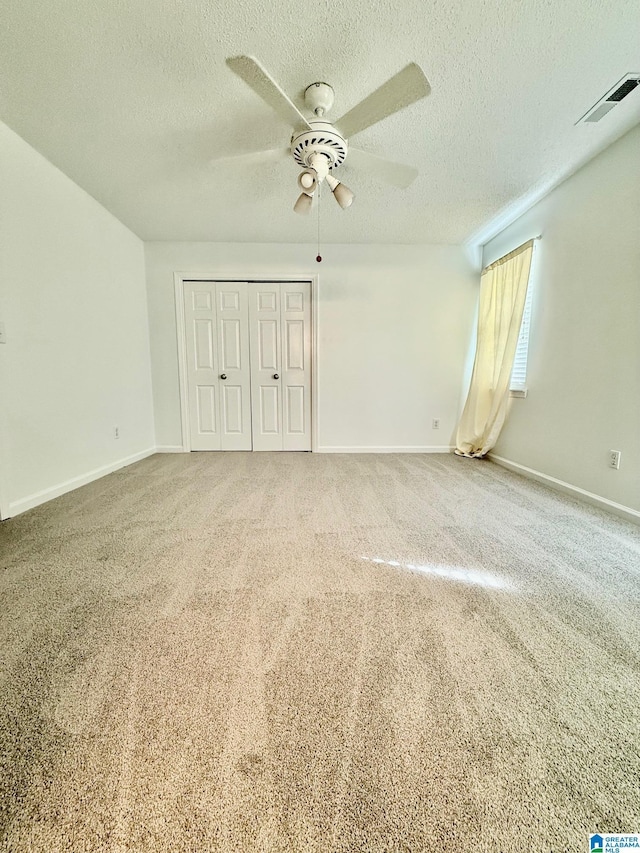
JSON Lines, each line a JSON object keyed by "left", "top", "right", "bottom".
{"left": 216, "top": 283, "right": 252, "bottom": 450}
{"left": 184, "top": 282, "right": 220, "bottom": 450}
{"left": 249, "top": 285, "right": 283, "bottom": 451}
{"left": 249, "top": 282, "right": 311, "bottom": 451}
{"left": 184, "top": 281, "right": 252, "bottom": 451}
{"left": 281, "top": 282, "right": 311, "bottom": 451}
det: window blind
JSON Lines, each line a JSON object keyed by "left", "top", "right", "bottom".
{"left": 510, "top": 271, "right": 534, "bottom": 391}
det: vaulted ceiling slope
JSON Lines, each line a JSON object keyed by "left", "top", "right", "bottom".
{"left": 1, "top": 0, "right": 639, "bottom": 244}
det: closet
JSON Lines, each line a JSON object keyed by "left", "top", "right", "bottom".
{"left": 182, "top": 280, "right": 311, "bottom": 451}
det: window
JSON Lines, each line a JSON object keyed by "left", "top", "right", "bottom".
{"left": 510, "top": 243, "right": 537, "bottom": 395}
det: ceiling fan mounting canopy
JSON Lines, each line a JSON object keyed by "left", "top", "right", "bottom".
{"left": 304, "top": 82, "right": 335, "bottom": 116}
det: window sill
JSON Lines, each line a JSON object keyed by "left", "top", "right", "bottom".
{"left": 510, "top": 389, "right": 528, "bottom": 398}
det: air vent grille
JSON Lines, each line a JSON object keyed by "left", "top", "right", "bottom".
{"left": 607, "top": 79, "right": 640, "bottom": 102}
{"left": 577, "top": 73, "right": 640, "bottom": 124}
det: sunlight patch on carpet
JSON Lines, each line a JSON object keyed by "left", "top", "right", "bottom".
{"left": 360, "top": 556, "right": 511, "bottom": 590}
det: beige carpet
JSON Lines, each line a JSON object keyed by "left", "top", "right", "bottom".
{"left": 1, "top": 452, "right": 639, "bottom": 852}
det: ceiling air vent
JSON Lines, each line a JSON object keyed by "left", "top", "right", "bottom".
{"left": 577, "top": 73, "right": 640, "bottom": 124}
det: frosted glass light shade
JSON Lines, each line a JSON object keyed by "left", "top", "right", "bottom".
{"left": 325, "top": 174, "right": 354, "bottom": 209}
{"left": 333, "top": 182, "right": 354, "bottom": 209}
{"left": 293, "top": 192, "right": 313, "bottom": 215}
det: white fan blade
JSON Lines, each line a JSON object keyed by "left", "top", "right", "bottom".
{"left": 347, "top": 147, "right": 419, "bottom": 189}
{"left": 210, "top": 147, "right": 290, "bottom": 167}
{"left": 226, "top": 56, "right": 312, "bottom": 130}
{"left": 336, "top": 63, "right": 431, "bottom": 139}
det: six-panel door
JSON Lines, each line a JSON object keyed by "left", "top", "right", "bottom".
{"left": 280, "top": 283, "right": 311, "bottom": 451}
{"left": 248, "top": 282, "right": 311, "bottom": 451}
{"left": 249, "top": 285, "right": 283, "bottom": 451}
{"left": 184, "top": 281, "right": 252, "bottom": 451}
{"left": 184, "top": 281, "right": 311, "bottom": 451}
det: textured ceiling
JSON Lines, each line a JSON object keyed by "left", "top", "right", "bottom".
{"left": 1, "top": 0, "right": 639, "bottom": 244}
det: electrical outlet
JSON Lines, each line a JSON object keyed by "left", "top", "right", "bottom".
{"left": 609, "top": 450, "right": 621, "bottom": 469}
{"left": 432, "top": 418, "right": 440, "bottom": 430}
{"left": 114, "top": 426, "right": 120, "bottom": 440}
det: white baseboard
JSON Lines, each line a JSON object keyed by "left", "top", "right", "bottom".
{"left": 8, "top": 447, "right": 157, "bottom": 518}
{"left": 158, "top": 445, "right": 454, "bottom": 454}
{"left": 316, "top": 445, "right": 454, "bottom": 454}
{"left": 489, "top": 453, "right": 640, "bottom": 524}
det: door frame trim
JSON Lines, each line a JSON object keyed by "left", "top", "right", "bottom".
{"left": 174, "top": 273, "right": 319, "bottom": 452}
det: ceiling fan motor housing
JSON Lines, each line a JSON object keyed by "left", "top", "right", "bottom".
{"left": 291, "top": 121, "right": 348, "bottom": 171}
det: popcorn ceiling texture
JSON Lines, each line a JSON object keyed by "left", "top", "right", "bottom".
{"left": 1, "top": 451, "right": 639, "bottom": 851}
{"left": 1, "top": 0, "right": 639, "bottom": 242}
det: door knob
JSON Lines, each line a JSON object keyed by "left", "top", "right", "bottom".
{"left": 273, "top": 373, "right": 279, "bottom": 380}
{"left": 220, "top": 374, "right": 227, "bottom": 380}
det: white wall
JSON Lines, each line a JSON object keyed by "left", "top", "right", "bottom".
{"left": 483, "top": 124, "right": 640, "bottom": 515}
{"left": 145, "top": 243, "right": 476, "bottom": 452}
{"left": 0, "top": 121, "right": 155, "bottom": 516}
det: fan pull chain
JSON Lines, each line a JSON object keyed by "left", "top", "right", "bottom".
{"left": 316, "top": 181, "right": 322, "bottom": 263}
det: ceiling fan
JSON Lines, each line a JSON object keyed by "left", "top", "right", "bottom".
{"left": 220, "top": 56, "right": 431, "bottom": 214}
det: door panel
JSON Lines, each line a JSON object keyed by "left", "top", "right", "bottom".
{"left": 286, "top": 386, "right": 305, "bottom": 434}
{"left": 259, "top": 386, "right": 280, "bottom": 434}
{"left": 258, "top": 291, "right": 277, "bottom": 311}
{"left": 197, "top": 385, "right": 217, "bottom": 434}
{"left": 184, "top": 283, "right": 221, "bottom": 450}
{"left": 222, "top": 385, "right": 243, "bottom": 433}
{"left": 281, "top": 283, "right": 311, "bottom": 451}
{"left": 184, "top": 281, "right": 251, "bottom": 451}
{"left": 258, "top": 319, "right": 278, "bottom": 370}
{"left": 216, "top": 282, "right": 251, "bottom": 450}
{"left": 194, "top": 319, "right": 215, "bottom": 369}
{"left": 284, "top": 320, "right": 304, "bottom": 370}
{"left": 284, "top": 291, "right": 304, "bottom": 312}
{"left": 249, "top": 287, "right": 283, "bottom": 450}
{"left": 192, "top": 290, "right": 212, "bottom": 311}
{"left": 249, "top": 282, "right": 311, "bottom": 451}
{"left": 219, "top": 290, "right": 239, "bottom": 311}
{"left": 221, "top": 319, "right": 242, "bottom": 369}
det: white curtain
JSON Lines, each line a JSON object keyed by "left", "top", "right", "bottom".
{"left": 455, "top": 239, "right": 534, "bottom": 457}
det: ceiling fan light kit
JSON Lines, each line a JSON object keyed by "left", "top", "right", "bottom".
{"left": 224, "top": 55, "right": 431, "bottom": 246}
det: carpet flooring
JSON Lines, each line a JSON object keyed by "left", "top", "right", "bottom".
{"left": 1, "top": 452, "right": 639, "bottom": 852}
